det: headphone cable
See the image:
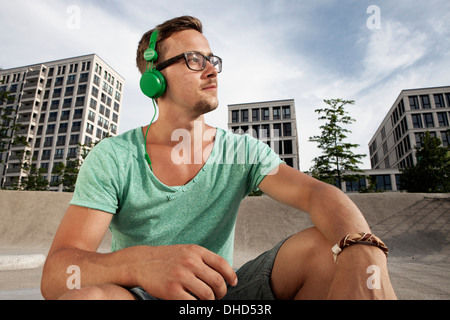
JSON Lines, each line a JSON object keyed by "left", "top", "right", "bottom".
{"left": 144, "top": 99, "right": 157, "bottom": 171}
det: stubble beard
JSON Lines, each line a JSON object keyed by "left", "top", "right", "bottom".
{"left": 192, "top": 97, "right": 219, "bottom": 117}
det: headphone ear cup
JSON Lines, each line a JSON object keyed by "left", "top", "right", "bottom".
{"left": 140, "top": 69, "right": 167, "bottom": 99}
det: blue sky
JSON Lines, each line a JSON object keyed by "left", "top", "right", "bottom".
{"left": 1, "top": 0, "right": 449, "bottom": 170}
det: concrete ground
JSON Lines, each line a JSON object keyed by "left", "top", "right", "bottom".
{"left": 0, "top": 190, "right": 449, "bottom": 300}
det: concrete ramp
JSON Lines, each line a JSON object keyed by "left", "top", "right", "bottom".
{"left": 0, "top": 190, "right": 449, "bottom": 299}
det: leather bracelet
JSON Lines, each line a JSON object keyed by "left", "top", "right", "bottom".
{"left": 331, "top": 232, "right": 388, "bottom": 263}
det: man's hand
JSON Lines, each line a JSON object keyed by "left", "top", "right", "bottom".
{"left": 130, "top": 244, "right": 238, "bottom": 300}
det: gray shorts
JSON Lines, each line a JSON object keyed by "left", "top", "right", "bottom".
{"left": 130, "top": 238, "right": 287, "bottom": 300}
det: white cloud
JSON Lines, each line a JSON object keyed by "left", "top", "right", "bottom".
{"left": 362, "top": 20, "right": 429, "bottom": 84}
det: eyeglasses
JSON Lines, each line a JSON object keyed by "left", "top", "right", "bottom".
{"left": 155, "top": 51, "right": 222, "bottom": 73}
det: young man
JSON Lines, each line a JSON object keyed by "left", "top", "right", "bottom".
{"left": 41, "top": 16, "right": 396, "bottom": 300}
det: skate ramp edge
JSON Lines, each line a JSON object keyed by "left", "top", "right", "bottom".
{"left": 0, "top": 190, "right": 449, "bottom": 300}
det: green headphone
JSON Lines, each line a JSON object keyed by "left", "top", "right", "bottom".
{"left": 140, "top": 29, "right": 164, "bottom": 171}
{"left": 140, "top": 29, "right": 167, "bottom": 99}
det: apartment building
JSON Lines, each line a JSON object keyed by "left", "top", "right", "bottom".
{"left": 228, "top": 99, "right": 300, "bottom": 170}
{"left": 0, "top": 54, "right": 125, "bottom": 190}
{"left": 368, "top": 86, "right": 450, "bottom": 170}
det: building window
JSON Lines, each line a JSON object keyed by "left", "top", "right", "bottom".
{"left": 93, "top": 75, "right": 100, "bottom": 86}
{"left": 346, "top": 177, "right": 367, "bottom": 192}
{"left": 68, "top": 147, "right": 78, "bottom": 158}
{"left": 72, "top": 121, "right": 81, "bottom": 132}
{"left": 53, "top": 88, "right": 62, "bottom": 98}
{"left": 60, "top": 110, "right": 70, "bottom": 121}
{"left": 231, "top": 110, "right": 239, "bottom": 123}
{"left": 56, "top": 135, "right": 66, "bottom": 146}
{"left": 85, "top": 136, "right": 92, "bottom": 145}
{"left": 78, "top": 84, "right": 87, "bottom": 95}
{"left": 251, "top": 125, "right": 260, "bottom": 138}
{"left": 423, "top": 113, "right": 434, "bottom": 127}
{"left": 86, "top": 123, "right": 94, "bottom": 134}
{"left": 88, "top": 110, "right": 96, "bottom": 122}
{"left": 373, "top": 175, "right": 392, "bottom": 191}
{"left": 67, "top": 74, "right": 76, "bottom": 84}
{"left": 411, "top": 114, "right": 423, "bottom": 128}
{"left": 262, "top": 108, "right": 269, "bottom": 120}
{"left": 59, "top": 123, "right": 68, "bottom": 133}
{"left": 90, "top": 98, "right": 97, "bottom": 110}
{"left": 282, "top": 106, "right": 291, "bottom": 119}
{"left": 240, "top": 109, "right": 248, "bottom": 122}
{"left": 42, "top": 149, "right": 51, "bottom": 160}
{"left": 261, "top": 124, "right": 270, "bottom": 138}
{"left": 75, "top": 96, "right": 85, "bottom": 106}
{"left": 273, "top": 123, "right": 281, "bottom": 137}
{"left": 79, "top": 72, "right": 89, "bottom": 83}
{"left": 273, "top": 107, "right": 280, "bottom": 120}
{"left": 65, "top": 86, "right": 74, "bottom": 96}
{"left": 434, "top": 94, "right": 445, "bottom": 108}
{"left": 283, "top": 140, "right": 293, "bottom": 154}
{"left": 252, "top": 108, "right": 260, "bottom": 121}
{"left": 441, "top": 131, "right": 450, "bottom": 147}
{"left": 420, "top": 95, "right": 431, "bottom": 109}
{"left": 409, "top": 96, "right": 419, "bottom": 109}
{"left": 55, "top": 77, "right": 64, "bottom": 87}
{"left": 62, "top": 98, "right": 72, "bottom": 109}
{"left": 437, "top": 112, "right": 449, "bottom": 127}
{"left": 283, "top": 123, "right": 292, "bottom": 136}
{"left": 69, "top": 134, "right": 79, "bottom": 145}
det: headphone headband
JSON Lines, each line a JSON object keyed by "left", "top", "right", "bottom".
{"left": 143, "top": 29, "right": 159, "bottom": 62}
{"left": 140, "top": 28, "right": 166, "bottom": 99}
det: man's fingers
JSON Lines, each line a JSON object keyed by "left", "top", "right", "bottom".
{"left": 201, "top": 249, "right": 238, "bottom": 288}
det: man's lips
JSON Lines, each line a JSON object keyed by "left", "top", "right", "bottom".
{"left": 202, "top": 83, "right": 217, "bottom": 90}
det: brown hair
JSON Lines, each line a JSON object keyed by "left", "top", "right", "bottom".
{"left": 136, "top": 16, "right": 203, "bottom": 74}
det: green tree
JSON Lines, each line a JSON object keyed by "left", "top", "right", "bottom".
{"left": 1, "top": 90, "right": 32, "bottom": 189}
{"left": 400, "top": 131, "right": 450, "bottom": 192}
{"left": 53, "top": 156, "right": 82, "bottom": 192}
{"left": 309, "top": 99, "right": 366, "bottom": 188}
{"left": 21, "top": 160, "right": 49, "bottom": 191}
{"left": 53, "top": 135, "right": 109, "bottom": 192}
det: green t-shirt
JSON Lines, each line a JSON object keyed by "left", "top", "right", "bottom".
{"left": 70, "top": 127, "right": 282, "bottom": 265}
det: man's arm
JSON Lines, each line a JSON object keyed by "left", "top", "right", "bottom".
{"left": 258, "top": 164, "right": 371, "bottom": 243}
{"left": 258, "top": 164, "right": 396, "bottom": 299}
{"left": 41, "top": 205, "right": 237, "bottom": 300}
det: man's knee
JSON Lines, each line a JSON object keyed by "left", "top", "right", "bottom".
{"left": 271, "top": 227, "right": 336, "bottom": 299}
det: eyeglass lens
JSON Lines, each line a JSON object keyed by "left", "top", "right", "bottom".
{"left": 186, "top": 52, "right": 222, "bottom": 73}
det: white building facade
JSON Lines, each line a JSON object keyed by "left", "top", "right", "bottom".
{"left": 228, "top": 99, "right": 300, "bottom": 170}
{"left": 0, "top": 54, "right": 125, "bottom": 190}
{"left": 369, "top": 86, "right": 450, "bottom": 170}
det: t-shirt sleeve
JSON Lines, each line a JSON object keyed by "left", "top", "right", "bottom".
{"left": 69, "top": 139, "right": 120, "bottom": 214}
{"left": 246, "top": 136, "right": 284, "bottom": 194}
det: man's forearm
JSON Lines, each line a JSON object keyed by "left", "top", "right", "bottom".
{"left": 41, "top": 247, "right": 136, "bottom": 300}
{"left": 307, "top": 183, "right": 396, "bottom": 299}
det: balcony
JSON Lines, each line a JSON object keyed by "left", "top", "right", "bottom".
{"left": 21, "top": 92, "right": 36, "bottom": 101}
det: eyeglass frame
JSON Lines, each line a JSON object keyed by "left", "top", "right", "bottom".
{"left": 155, "top": 51, "right": 222, "bottom": 73}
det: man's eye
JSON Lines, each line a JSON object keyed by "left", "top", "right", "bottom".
{"left": 188, "top": 54, "right": 201, "bottom": 63}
